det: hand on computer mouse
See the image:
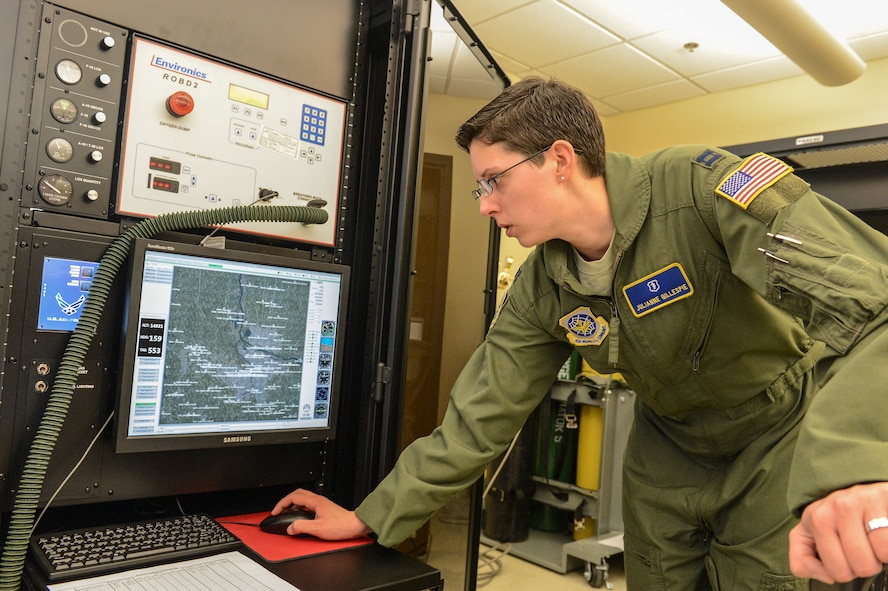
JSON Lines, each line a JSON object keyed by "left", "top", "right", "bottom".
{"left": 259, "top": 507, "right": 316, "bottom": 535}
{"left": 271, "top": 488, "right": 372, "bottom": 539}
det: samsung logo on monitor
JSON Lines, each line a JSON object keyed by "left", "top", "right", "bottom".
{"left": 223, "top": 436, "right": 252, "bottom": 444}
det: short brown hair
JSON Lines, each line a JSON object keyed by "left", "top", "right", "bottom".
{"left": 455, "top": 77, "right": 606, "bottom": 177}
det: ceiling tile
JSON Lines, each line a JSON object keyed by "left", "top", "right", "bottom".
{"left": 849, "top": 31, "right": 888, "bottom": 61}
{"left": 602, "top": 79, "right": 706, "bottom": 112}
{"left": 435, "top": 0, "right": 888, "bottom": 113}
{"left": 631, "top": 12, "right": 782, "bottom": 76}
{"left": 800, "top": 0, "right": 888, "bottom": 39}
{"left": 428, "top": 30, "right": 458, "bottom": 79}
{"left": 445, "top": 77, "right": 510, "bottom": 100}
{"left": 452, "top": 42, "right": 502, "bottom": 82}
{"left": 690, "top": 56, "right": 803, "bottom": 93}
{"left": 445, "top": 0, "right": 534, "bottom": 25}
{"left": 472, "top": 0, "right": 620, "bottom": 68}
{"left": 590, "top": 98, "right": 620, "bottom": 118}
{"left": 488, "top": 50, "right": 531, "bottom": 76}
{"left": 540, "top": 44, "right": 679, "bottom": 97}
{"left": 560, "top": 0, "right": 699, "bottom": 40}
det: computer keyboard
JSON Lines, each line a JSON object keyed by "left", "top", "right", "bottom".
{"left": 29, "top": 513, "right": 242, "bottom": 583}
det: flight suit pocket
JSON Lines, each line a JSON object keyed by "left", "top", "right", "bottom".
{"left": 623, "top": 533, "right": 666, "bottom": 590}
{"left": 758, "top": 572, "right": 807, "bottom": 591}
{"left": 769, "top": 222, "right": 888, "bottom": 353}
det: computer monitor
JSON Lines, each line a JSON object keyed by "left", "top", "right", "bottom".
{"left": 114, "top": 238, "right": 348, "bottom": 453}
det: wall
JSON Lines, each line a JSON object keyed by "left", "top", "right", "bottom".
{"left": 422, "top": 93, "right": 492, "bottom": 421}
{"left": 424, "top": 55, "right": 888, "bottom": 421}
{"left": 605, "top": 56, "right": 888, "bottom": 155}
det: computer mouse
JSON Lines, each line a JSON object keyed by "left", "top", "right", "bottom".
{"left": 259, "top": 507, "right": 316, "bottom": 535}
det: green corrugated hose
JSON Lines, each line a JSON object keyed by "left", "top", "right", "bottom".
{"left": 0, "top": 204, "right": 328, "bottom": 590}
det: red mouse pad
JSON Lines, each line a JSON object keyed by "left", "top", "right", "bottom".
{"left": 217, "top": 512, "right": 374, "bottom": 562}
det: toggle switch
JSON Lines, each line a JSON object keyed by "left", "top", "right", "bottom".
{"left": 166, "top": 91, "right": 195, "bottom": 117}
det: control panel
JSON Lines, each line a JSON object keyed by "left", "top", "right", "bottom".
{"left": 23, "top": 5, "right": 348, "bottom": 246}
{"left": 117, "top": 37, "right": 347, "bottom": 245}
{"left": 24, "top": 4, "right": 128, "bottom": 219}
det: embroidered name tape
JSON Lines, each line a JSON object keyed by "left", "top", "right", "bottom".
{"left": 558, "top": 307, "right": 609, "bottom": 346}
{"left": 623, "top": 263, "right": 693, "bottom": 318}
{"left": 715, "top": 152, "right": 792, "bottom": 209}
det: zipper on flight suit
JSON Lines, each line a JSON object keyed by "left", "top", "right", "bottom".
{"left": 607, "top": 250, "right": 625, "bottom": 367}
{"left": 558, "top": 284, "right": 621, "bottom": 367}
{"left": 692, "top": 267, "right": 722, "bottom": 371}
{"left": 607, "top": 299, "right": 620, "bottom": 366}
{"left": 559, "top": 250, "right": 624, "bottom": 367}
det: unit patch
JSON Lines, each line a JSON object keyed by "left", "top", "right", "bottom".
{"left": 558, "top": 307, "right": 609, "bottom": 346}
{"left": 715, "top": 152, "right": 792, "bottom": 209}
{"left": 623, "top": 263, "right": 693, "bottom": 318}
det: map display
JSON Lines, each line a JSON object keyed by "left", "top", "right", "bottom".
{"left": 158, "top": 266, "right": 312, "bottom": 425}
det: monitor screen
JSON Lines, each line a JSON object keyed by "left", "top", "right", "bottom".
{"left": 114, "top": 238, "right": 348, "bottom": 453}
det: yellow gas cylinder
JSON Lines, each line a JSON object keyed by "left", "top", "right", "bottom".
{"left": 575, "top": 404, "right": 603, "bottom": 490}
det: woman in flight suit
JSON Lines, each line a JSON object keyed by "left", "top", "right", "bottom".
{"left": 274, "top": 77, "right": 888, "bottom": 590}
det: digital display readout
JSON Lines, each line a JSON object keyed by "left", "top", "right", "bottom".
{"left": 228, "top": 83, "right": 270, "bottom": 109}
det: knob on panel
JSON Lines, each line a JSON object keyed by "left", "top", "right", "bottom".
{"left": 166, "top": 91, "right": 195, "bottom": 117}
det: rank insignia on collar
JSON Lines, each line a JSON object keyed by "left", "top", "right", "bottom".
{"left": 559, "top": 307, "right": 609, "bottom": 346}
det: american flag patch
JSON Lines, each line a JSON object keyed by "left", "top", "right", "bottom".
{"left": 715, "top": 153, "right": 792, "bottom": 208}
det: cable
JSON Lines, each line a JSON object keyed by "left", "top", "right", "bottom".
{"left": 0, "top": 204, "right": 327, "bottom": 590}
{"left": 199, "top": 188, "right": 280, "bottom": 246}
{"left": 475, "top": 541, "right": 511, "bottom": 587}
{"left": 482, "top": 427, "right": 522, "bottom": 501}
{"left": 29, "top": 412, "right": 115, "bottom": 538}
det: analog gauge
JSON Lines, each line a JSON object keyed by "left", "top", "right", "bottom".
{"left": 37, "top": 174, "right": 74, "bottom": 206}
{"left": 46, "top": 137, "right": 74, "bottom": 163}
{"left": 50, "top": 98, "right": 78, "bottom": 124}
{"left": 55, "top": 59, "right": 82, "bottom": 85}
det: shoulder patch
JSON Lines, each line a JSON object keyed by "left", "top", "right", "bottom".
{"left": 694, "top": 148, "right": 724, "bottom": 169}
{"left": 715, "top": 153, "right": 792, "bottom": 209}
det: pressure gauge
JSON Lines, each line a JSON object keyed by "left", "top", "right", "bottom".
{"left": 55, "top": 59, "right": 82, "bottom": 85}
{"left": 37, "top": 174, "right": 73, "bottom": 206}
{"left": 46, "top": 137, "right": 74, "bottom": 163}
{"left": 50, "top": 98, "right": 78, "bottom": 124}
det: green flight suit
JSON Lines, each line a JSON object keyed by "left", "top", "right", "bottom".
{"left": 355, "top": 145, "right": 888, "bottom": 590}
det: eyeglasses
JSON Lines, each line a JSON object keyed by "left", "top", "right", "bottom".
{"left": 472, "top": 145, "right": 552, "bottom": 201}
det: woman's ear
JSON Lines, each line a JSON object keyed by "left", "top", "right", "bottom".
{"left": 550, "top": 139, "right": 579, "bottom": 180}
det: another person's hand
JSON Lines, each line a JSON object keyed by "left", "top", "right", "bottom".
{"left": 789, "top": 482, "right": 888, "bottom": 583}
{"left": 271, "top": 488, "right": 372, "bottom": 540}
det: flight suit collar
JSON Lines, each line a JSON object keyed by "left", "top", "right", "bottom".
{"left": 542, "top": 152, "right": 651, "bottom": 291}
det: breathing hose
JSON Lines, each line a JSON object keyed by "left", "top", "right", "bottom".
{"left": 0, "top": 204, "right": 328, "bottom": 590}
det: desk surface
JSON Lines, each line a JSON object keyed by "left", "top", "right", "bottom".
{"left": 262, "top": 543, "right": 443, "bottom": 591}
{"left": 25, "top": 543, "right": 443, "bottom": 591}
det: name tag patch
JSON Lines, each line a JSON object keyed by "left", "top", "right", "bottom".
{"left": 558, "top": 307, "right": 609, "bottom": 346}
{"left": 623, "top": 263, "right": 694, "bottom": 318}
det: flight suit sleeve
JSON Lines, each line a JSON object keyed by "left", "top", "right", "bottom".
{"left": 703, "top": 154, "right": 888, "bottom": 514}
{"left": 355, "top": 265, "right": 573, "bottom": 547}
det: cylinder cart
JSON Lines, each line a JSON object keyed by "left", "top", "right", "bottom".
{"left": 481, "top": 376, "right": 635, "bottom": 588}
